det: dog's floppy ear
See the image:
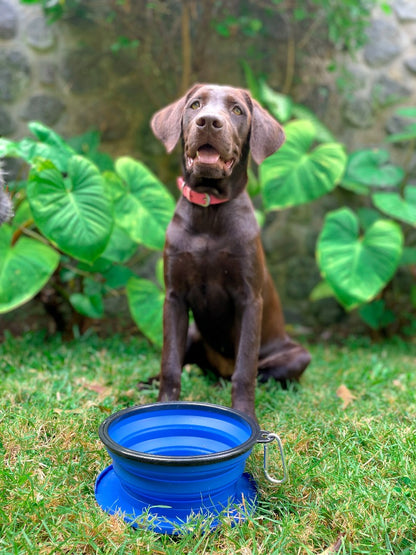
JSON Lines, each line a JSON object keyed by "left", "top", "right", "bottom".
{"left": 250, "top": 99, "right": 285, "bottom": 165}
{"left": 151, "top": 84, "right": 202, "bottom": 153}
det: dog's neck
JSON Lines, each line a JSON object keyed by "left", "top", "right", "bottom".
{"left": 177, "top": 177, "right": 230, "bottom": 207}
{"left": 181, "top": 155, "right": 249, "bottom": 202}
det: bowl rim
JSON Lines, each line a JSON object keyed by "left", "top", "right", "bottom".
{"left": 98, "top": 401, "right": 261, "bottom": 466}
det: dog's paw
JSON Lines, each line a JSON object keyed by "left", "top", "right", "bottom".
{"left": 137, "top": 374, "right": 160, "bottom": 391}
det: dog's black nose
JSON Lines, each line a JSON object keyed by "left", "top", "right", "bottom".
{"left": 196, "top": 114, "right": 224, "bottom": 130}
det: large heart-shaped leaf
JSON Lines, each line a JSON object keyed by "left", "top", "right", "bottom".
{"left": 0, "top": 122, "right": 75, "bottom": 173}
{"left": 0, "top": 226, "right": 60, "bottom": 313}
{"left": 317, "top": 208, "right": 403, "bottom": 310}
{"left": 372, "top": 186, "right": 416, "bottom": 226}
{"left": 114, "top": 157, "right": 175, "bottom": 250}
{"left": 126, "top": 276, "right": 164, "bottom": 347}
{"left": 344, "top": 149, "right": 403, "bottom": 188}
{"left": 260, "top": 120, "right": 346, "bottom": 210}
{"left": 27, "top": 156, "right": 113, "bottom": 263}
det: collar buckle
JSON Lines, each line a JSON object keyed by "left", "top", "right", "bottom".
{"left": 201, "top": 193, "right": 211, "bottom": 207}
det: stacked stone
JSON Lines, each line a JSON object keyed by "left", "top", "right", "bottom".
{"left": 0, "top": 0, "right": 64, "bottom": 138}
{"left": 342, "top": 0, "right": 416, "bottom": 137}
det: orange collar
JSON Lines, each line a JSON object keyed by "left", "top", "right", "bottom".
{"left": 177, "top": 177, "right": 229, "bottom": 207}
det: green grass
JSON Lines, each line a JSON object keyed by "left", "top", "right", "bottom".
{"left": 0, "top": 331, "right": 415, "bottom": 554}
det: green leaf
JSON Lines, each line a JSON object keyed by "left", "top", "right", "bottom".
{"left": 358, "top": 300, "right": 395, "bottom": 330}
{"left": 345, "top": 149, "right": 404, "bottom": 188}
{"left": 340, "top": 178, "right": 370, "bottom": 195}
{"left": 86, "top": 150, "right": 115, "bottom": 173}
{"left": 356, "top": 207, "right": 382, "bottom": 230}
{"left": 0, "top": 138, "right": 21, "bottom": 158}
{"left": 27, "top": 156, "right": 113, "bottom": 262}
{"left": 78, "top": 258, "right": 112, "bottom": 274}
{"left": 247, "top": 167, "right": 260, "bottom": 197}
{"left": 317, "top": 208, "right": 403, "bottom": 310}
{"left": 155, "top": 257, "right": 164, "bottom": 289}
{"left": 102, "top": 265, "right": 136, "bottom": 290}
{"left": 400, "top": 247, "right": 416, "bottom": 266}
{"left": 292, "top": 104, "right": 335, "bottom": 143}
{"left": 258, "top": 80, "right": 294, "bottom": 122}
{"left": 126, "top": 276, "right": 164, "bottom": 347}
{"left": 254, "top": 209, "right": 265, "bottom": 228}
{"left": 10, "top": 200, "right": 32, "bottom": 230}
{"left": 1, "top": 122, "right": 75, "bottom": 171}
{"left": 260, "top": 120, "right": 346, "bottom": 210}
{"left": 386, "top": 123, "right": 416, "bottom": 143}
{"left": 69, "top": 292, "right": 104, "bottom": 318}
{"left": 0, "top": 226, "right": 60, "bottom": 313}
{"left": 114, "top": 157, "right": 175, "bottom": 250}
{"left": 386, "top": 107, "right": 416, "bottom": 142}
{"left": 103, "top": 171, "right": 126, "bottom": 202}
{"left": 241, "top": 61, "right": 261, "bottom": 101}
{"left": 372, "top": 186, "right": 416, "bottom": 226}
{"left": 100, "top": 224, "right": 137, "bottom": 264}
{"left": 67, "top": 130, "right": 101, "bottom": 154}
{"left": 395, "top": 107, "right": 416, "bottom": 118}
{"left": 309, "top": 279, "right": 335, "bottom": 301}
{"left": 29, "top": 122, "right": 67, "bottom": 147}
{"left": 19, "top": 138, "right": 74, "bottom": 173}
{"left": 67, "top": 130, "right": 114, "bottom": 172}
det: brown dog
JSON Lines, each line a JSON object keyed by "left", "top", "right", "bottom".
{"left": 151, "top": 84, "right": 310, "bottom": 419}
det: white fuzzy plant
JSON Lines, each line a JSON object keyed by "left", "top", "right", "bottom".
{"left": 0, "top": 165, "right": 13, "bottom": 225}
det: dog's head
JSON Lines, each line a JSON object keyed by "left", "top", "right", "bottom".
{"left": 151, "top": 84, "right": 285, "bottom": 183}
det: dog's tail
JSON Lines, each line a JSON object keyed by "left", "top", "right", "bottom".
{"left": 0, "top": 164, "right": 13, "bottom": 225}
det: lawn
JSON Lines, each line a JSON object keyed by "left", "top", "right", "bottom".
{"left": 0, "top": 331, "right": 415, "bottom": 554}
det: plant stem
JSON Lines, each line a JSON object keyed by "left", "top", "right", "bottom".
{"left": 181, "top": 0, "right": 192, "bottom": 94}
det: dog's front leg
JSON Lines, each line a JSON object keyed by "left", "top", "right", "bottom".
{"left": 231, "top": 295, "right": 262, "bottom": 418}
{"left": 159, "top": 291, "right": 189, "bottom": 402}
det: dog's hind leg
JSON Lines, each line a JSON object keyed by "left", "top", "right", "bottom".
{"left": 257, "top": 337, "right": 311, "bottom": 385}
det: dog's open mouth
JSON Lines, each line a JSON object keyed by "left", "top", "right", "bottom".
{"left": 186, "top": 144, "right": 235, "bottom": 172}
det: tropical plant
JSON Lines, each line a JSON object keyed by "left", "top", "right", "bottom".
{"left": 0, "top": 123, "right": 174, "bottom": 345}
{"left": 248, "top": 71, "right": 416, "bottom": 332}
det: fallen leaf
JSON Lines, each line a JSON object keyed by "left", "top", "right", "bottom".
{"left": 238, "top": 548, "right": 253, "bottom": 555}
{"left": 393, "top": 379, "right": 405, "bottom": 391}
{"left": 77, "top": 378, "right": 112, "bottom": 400}
{"left": 318, "top": 535, "right": 344, "bottom": 554}
{"left": 84, "top": 381, "right": 110, "bottom": 395}
{"left": 336, "top": 384, "right": 356, "bottom": 409}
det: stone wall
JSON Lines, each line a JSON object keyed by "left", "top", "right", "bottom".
{"left": 335, "top": 2, "right": 416, "bottom": 162}
{"left": 1, "top": 0, "right": 416, "bottom": 331}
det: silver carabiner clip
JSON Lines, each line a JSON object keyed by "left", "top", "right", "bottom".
{"left": 260, "top": 431, "right": 288, "bottom": 485}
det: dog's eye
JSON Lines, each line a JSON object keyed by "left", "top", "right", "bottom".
{"left": 232, "top": 105, "right": 243, "bottom": 115}
{"left": 190, "top": 101, "right": 200, "bottom": 110}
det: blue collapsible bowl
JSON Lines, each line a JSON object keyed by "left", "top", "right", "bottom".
{"left": 95, "top": 401, "right": 285, "bottom": 534}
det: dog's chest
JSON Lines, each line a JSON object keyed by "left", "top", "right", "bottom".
{"left": 167, "top": 227, "right": 248, "bottom": 299}
{"left": 172, "top": 233, "right": 242, "bottom": 286}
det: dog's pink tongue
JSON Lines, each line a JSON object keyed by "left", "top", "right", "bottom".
{"left": 197, "top": 145, "right": 220, "bottom": 164}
